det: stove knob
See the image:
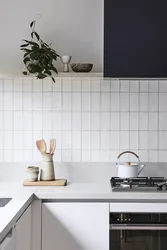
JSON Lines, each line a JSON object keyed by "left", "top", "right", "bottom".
{"left": 128, "top": 218, "right": 131, "bottom": 221}
{"left": 117, "top": 218, "right": 120, "bottom": 221}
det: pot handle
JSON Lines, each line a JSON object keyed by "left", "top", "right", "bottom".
{"left": 116, "top": 151, "right": 140, "bottom": 165}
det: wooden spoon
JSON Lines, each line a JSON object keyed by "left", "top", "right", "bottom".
{"left": 36, "top": 139, "right": 47, "bottom": 154}
{"left": 49, "top": 139, "right": 54, "bottom": 154}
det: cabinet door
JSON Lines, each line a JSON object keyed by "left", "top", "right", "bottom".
{"left": 15, "top": 205, "right": 31, "bottom": 250}
{"left": 42, "top": 202, "right": 109, "bottom": 250}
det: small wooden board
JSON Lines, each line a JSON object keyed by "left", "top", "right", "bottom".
{"left": 23, "top": 179, "right": 67, "bottom": 186}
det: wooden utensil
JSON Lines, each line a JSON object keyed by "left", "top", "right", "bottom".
{"left": 36, "top": 139, "right": 47, "bottom": 154}
{"left": 51, "top": 138, "right": 56, "bottom": 154}
{"left": 49, "top": 138, "right": 54, "bottom": 154}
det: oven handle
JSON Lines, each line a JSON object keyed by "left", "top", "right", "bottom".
{"left": 110, "top": 224, "right": 167, "bottom": 230}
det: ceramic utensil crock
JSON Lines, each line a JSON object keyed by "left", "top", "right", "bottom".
{"left": 116, "top": 151, "right": 145, "bottom": 178}
{"left": 40, "top": 153, "right": 55, "bottom": 181}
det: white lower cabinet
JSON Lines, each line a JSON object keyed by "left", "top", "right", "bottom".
{"left": 15, "top": 205, "right": 31, "bottom": 250}
{"left": 42, "top": 202, "right": 109, "bottom": 250}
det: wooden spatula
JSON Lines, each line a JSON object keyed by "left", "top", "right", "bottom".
{"left": 50, "top": 138, "right": 56, "bottom": 154}
{"left": 36, "top": 139, "right": 47, "bottom": 154}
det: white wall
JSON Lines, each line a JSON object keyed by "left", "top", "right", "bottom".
{"left": 0, "top": 0, "right": 103, "bottom": 74}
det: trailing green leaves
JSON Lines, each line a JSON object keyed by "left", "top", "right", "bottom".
{"left": 20, "top": 20, "right": 59, "bottom": 82}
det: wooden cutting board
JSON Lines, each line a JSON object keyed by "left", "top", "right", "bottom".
{"left": 23, "top": 179, "right": 67, "bottom": 186}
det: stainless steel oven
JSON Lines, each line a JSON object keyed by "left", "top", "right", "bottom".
{"left": 110, "top": 213, "right": 167, "bottom": 250}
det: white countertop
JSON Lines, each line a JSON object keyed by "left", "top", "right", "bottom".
{"left": 1, "top": 180, "right": 167, "bottom": 242}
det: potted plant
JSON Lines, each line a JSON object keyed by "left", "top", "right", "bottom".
{"left": 20, "top": 21, "right": 59, "bottom": 82}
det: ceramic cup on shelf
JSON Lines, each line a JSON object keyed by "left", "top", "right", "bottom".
{"left": 27, "top": 166, "right": 39, "bottom": 182}
{"left": 60, "top": 55, "right": 72, "bottom": 72}
{"left": 40, "top": 153, "right": 55, "bottom": 181}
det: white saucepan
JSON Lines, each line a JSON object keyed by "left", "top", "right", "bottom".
{"left": 116, "top": 151, "right": 145, "bottom": 178}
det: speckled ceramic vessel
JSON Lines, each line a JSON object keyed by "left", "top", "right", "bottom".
{"left": 71, "top": 63, "right": 93, "bottom": 72}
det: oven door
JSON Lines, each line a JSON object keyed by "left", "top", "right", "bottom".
{"left": 110, "top": 224, "right": 167, "bottom": 250}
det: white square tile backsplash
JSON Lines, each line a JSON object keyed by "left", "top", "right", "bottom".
{"left": 0, "top": 77, "right": 167, "bottom": 163}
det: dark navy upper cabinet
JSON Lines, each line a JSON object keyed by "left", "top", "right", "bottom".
{"left": 104, "top": 0, "right": 167, "bottom": 78}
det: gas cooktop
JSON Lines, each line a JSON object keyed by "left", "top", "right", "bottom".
{"left": 110, "top": 177, "right": 167, "bottom": 192}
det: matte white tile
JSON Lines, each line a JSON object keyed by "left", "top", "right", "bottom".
{"left": 82, "top": 79, "right": 90, "bottom": 91}
{"left": 159, "top": 131, "right": 167, "bottom": 149}
{"left": 43, "top": 92, "right": 52, "bottom": 110}
{"left": 82, "top": 93, "right": 90, "bottom": 111}
{"left": 90, "top": 112, "right": 100, "bottom": 130}
{"left": 22, "top": 150, "right": 33, "bottom": 161}
{"left": 72, "top": 112, "right": 81, "bottom": 130}
{"left": 91, "top": 150, "right": 100, "bottom": 162}
{"left": 91, "top": 93, "right": 100, "bottom": 111}
{"left": 139, "top": 113, "right": 148, "bottom": 130}
{"left": 72, "top": 131, "right": 81, "bottom": 149}
{"left": 54, "top": 149, "right": 62, "bottom": 162}
{"left": 82, "top": 112, "right": 90, "bottom": 130}
{"left": 159, "top": 93, "right": 167, "bottom": 111}
{"left": 0, "top": 79, "right": 3, "bottom": 91}
{"left": 110, "top": 131, "right": 119, "bottom": 149}
{"left": 52, "top": 112, "right": 62, "bottom": 130}
{"left": 100, "top": 150, "right": 110, "bottom": 162}
{"left": 90, "top": 131, "right": 100, "bottom": 150}
{"left": 91, "top": 79, "right": 100, "bottom": 92}
{"left": 72, "top": 150, "right": 81, "bottom": 162}
{"left": 120, "top": 131, "right": 129, "bottom": 150}
{"left": 22, "top": 111, "right": 32, "bottom": 130}
{"left": 62, "top": 150, "right": 71, "bottom": 162}
{"left": 14, "top": 92, "right": 22, "bottom": 110}
{"left": 43, "top": 111, "right": 52, "bottom": 130}
{"left": 13, "top": 150, "right": 23, "bottom": 162}
{"left": 158, "top": 151, "right": 167, "bottom": 162}
{"left": 110, "top": 112, "right": 119, "bottom": 130}
{"left": 62, "top": 93, "right": 71, "bottom": 111}
{"left": 159, "top": 113, "right": 167, "bottom": 130}
{"left": 4, "top": 80, "right": 13, "bottom": 91}
{"left": 148, "top": 150, "right": 158, "bottom": 162}
{"left": 53, "top": 79, "right": 61, "bottom": 91}
{"left": 101, "top": 112, "right": 110, "bottom": 130}
{"left": 130, "top": 80, "right": 139, "bottom": 92}
{"left": 130, "top": 93, "right": 138, "bottom": 111}
{"left": 72, "top": 93, "right": 81, "bottom": 111}
{"left": 149, "top": 93, "right": 158, "bottom": 111}
{"left": 110, "top": 150, "right": 119, "bottom": 162}
{"left": 62, "top": 112, "right": 71, "bottom": 130}
{"left": 3, "top": 150, "right": 13, "bottom": 162}
{"left": 140, "top": 80, "right": 149, "bottom": 92}
{"left": 138, "top": 150, "right": 148, "bottom": 162}
{"left": 14, "top": 112, "right": 22, "bottom": 130}
{"left": 43, "top": 79, "right": 52, "bottom": 91}
{"left": 0, "top": 111, "right": 3, "bottom": 130}
{"left": 111, "top": 93, "right": 119, "bottom": 111}
{"left": 4, "top": 111, "right": 13, "bottom": 130}
{"left": 111, "top": 80, "right": 119, "bottom": 92}
{"left": 22, "top": 79, "right": 32, "bottom": 91}
{"left": 33, "top": 79, "right": 42, "bottom": 91}
{"left": 52, "top": 131, "right": 61, "bottom": 149}
{"left": 4, "top": 92, "right": 13, "bottom": 110}
{"left": 159, "top": 80, "right": 167, "bottom": 92}
{"left": 23, "top": 93, "right": 32, "bottom": 110}
{"left": 33, "top": 93, "right": 42, "bottom": 110}
{"left": 149, "top": 112, "right": 158, "bottom": 131}
{"left": 130, "top": 113, "right": 138, "bottom": 130}
{"left": 130, "top": 131, "right": 138, "bottom": 149}
{"left": 33, "top": 111, "right": 42, "bottom": 130}
{"left": 149, "top": 131, "right": 158, "bottom": 149}
{"left": 4, "top": 131, "right": 13, "bottom": 149}
{"left": 82, "top": 150, "right": 90, "bottom": 162}
{"left": 14, "top": 79, "right": 22, "bottom": 91}
{"left": 0, "top": 92, "right": 3, "bottom": 109}
{"left": 72, "top": 79, "right": 81, "bottom": 92}
{"left": 139, "top": 131, "right": 148, "bottom": 149}
{"left": 14, "top": 131, "right": 22, "bottom": 149}
{"left": 82, "top": 131, "right": 90, "bottom": 149}
{"left": 32, "top": 131, "right": 42, "bottom": 149}
{"left": 62, "top": 131, "right": 71, "bottom": 149}
{"left": 42, "top": 131, "right": 53, "bottom": 149}
{"left": 62, "top": 79, "right": 71, "bottom": 91}
{"left": 120, "top": 80, "right": 129, "bottom": 92}
{"left": 120, "top": 112, "right": 129, "bottom": 130}
{"left": 53, "top": 93, "right": 62, "bottom": 110}
{"left": 139, "top": 93, "right": 148, "bottom": 111}
{"left": 149, "top": 80, "right": 158, "bottom": 92}
{"left": 101, "top": 93, "right": 110, "bottom": 111}
{"left": 33, "top": 150, "right": 42, "bottom": 161}
{"left": 101, "top": 131, "right": 110, "bottom": 150}
{"left": 120, "top": 93, "right": 129, "bottom": 111}
{"left": 0, "top": 132, "right": 3, "bottom": 149}
{"left": 101, "top": 79, "right": 110, "bottom": 92}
